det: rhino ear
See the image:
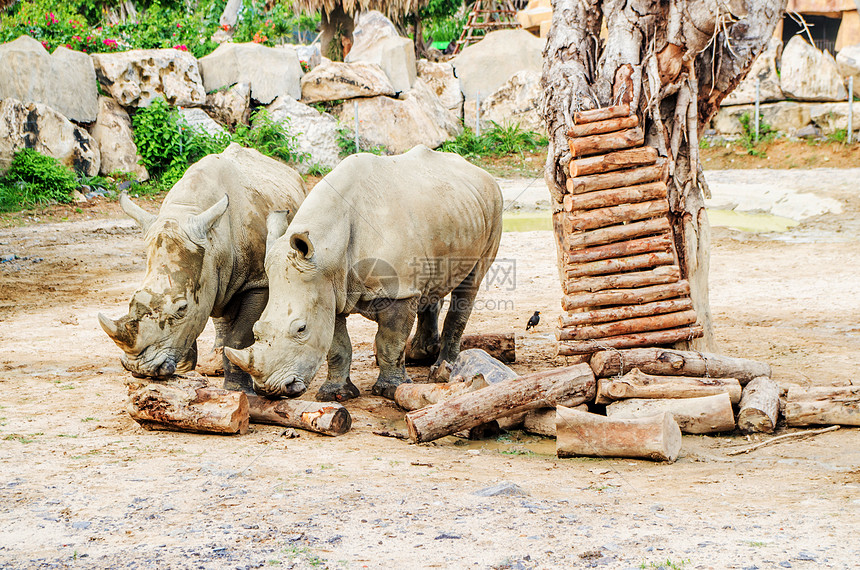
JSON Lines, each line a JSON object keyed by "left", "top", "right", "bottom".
{"left": 190, "top": 195, "right": 229, "bottom": 241}
{"left": 266, "top": 210, "right": 291, "bottom": 253}
{"left": 120, "top": 193, "right": 157, "bottom": 232}
{"left": 290, "top": 231, "right": 315, "bottom": 260}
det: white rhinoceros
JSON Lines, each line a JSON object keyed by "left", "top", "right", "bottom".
{"left": 224, "top": 145, "right": 503, "bottom": 400}
{"left": 98, "top": 143, "right": 307, "bottom": 393}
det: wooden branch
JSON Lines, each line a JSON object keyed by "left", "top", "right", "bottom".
{"left": 737, "top": 376, "right": 780, "bottom": 434}
{"left": 563, "top": 265, "right": 680, "bottom": 294}
{"left": 594, "top": 368, "right": 741, "bottom": 404}
{"left": 563, "top": 199, "right": 668, "bottom": 233}
{"left": 566, "top": 161, "right": 667, "bottom": 194}
{"left": 404, "top": 332, "right": 516, "bottom": 364}
{"left": 568, "top": 127, "right": 644, "bottom": 158}
{"left": 559, "top": 298, "right": 693, "bottom": 328}
{"left": 572, "top": 104, "right": 630, "bottom": 124}
{"left": 557, "top": 326, "right": 703, "bottom": 355}
{"left": 567, "top": 115, "right": 639, "bottom": 138}
{"left": 569, "top": 146, "right": 658, "bottom": 178}
{"left": 565, "top": 252, "right": 676, "bottom": 280}
{"left": 394, "top": 375, "right": 489, "bottom": 411}
{"left": 127, "top": 379, "right": 249, "bottom": 435}
{"left": 567, "top": 233, "right": 673, "bottom": 263}
{"left": 404, "top": 364, "right": 596, "bottom": 443}
{"left": 606, "top": 393, "right": 735, "bottom": 434}
{"left": 522, "top": 405, "right": 588, "bottom": 437}
{"left": 726, "top": 426, "right": 841, "bottom": 456}
{"left": 589, "top": 348, "right": 772, "bottom": 383}
{"left": 557, "top": 309, "right": 697, "bottom": 341}
{"left": 555, "top": 407, "right": 681, "bottom": 462}
{"left": 246, "top": 395, "right": 351, "bottom": 436}
{"left": 784, "top": 386, "right": 860, "bottom": 426}
{"left": 562, "top": 280, "right": 690, "bottom": 311}
{"left": 565, "top": 217, "right": 671, "bottom": 250}
{"left": 564, "top": 181, "right": 667, "bottom": 212}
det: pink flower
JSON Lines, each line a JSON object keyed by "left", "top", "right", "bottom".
{"left": 40, "top": 40, "right": 48, "bottom": 49}
{"left": 72, "top": 35, "right": 82, "bottom": 42}
{"left": 176, "top": 23, "right": 182, "bottom": 28}
{"left": 172, "top": 44, "right": 188, "bottom": 51}
{"left": 102, "top": 38, "right": 119, "bottom": 50}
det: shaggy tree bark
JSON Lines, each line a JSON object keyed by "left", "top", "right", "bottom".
{"left": 541, "top": 0, "right": 786, "bottom": 351}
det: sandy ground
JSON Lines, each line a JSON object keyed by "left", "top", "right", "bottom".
{"left": 1, "top": 169, "right": 859, "bottom": 569}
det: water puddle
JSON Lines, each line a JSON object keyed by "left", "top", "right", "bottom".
{"left": 502, "top": 212, "right": 552, "bottom": 232}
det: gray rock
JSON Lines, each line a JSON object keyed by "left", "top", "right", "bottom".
{"left": 416, "top": 59, "right": 462, "bottom": 112}
{"left": 300, "top": 61, "right": 396, "bottom": 104}
{"left": 473, "top": 482, "right": 529, "bottom": 497}
{"left": 795, "top": 124, "right": 821, "bottom": 139}
{"left": 199, "top": 43, "right": 303, "bottom": 104}
{"left": 347, "top": 13, "right": 416, "bottom": 93}
{"left": 711, "top": 101, "right": 812, "bottom": 135}
{"left": 89, "top": 96, "right": 149, "bottom": 180}
{"left": 723, "top": 38, "right": 784, "bottom": 105}
{"left": 206, "top": 82, "right": 250, "bottom": 127}
{"left": 836, "top": 43, "right": 860, "bottom": 97}
{"left": 452, "top": 29, "right": 544, "bottom": 101}
{"left": 178, "top": 108, "right": 227, "bottom": 137}
{"left": 809, "top": 102, "right": 860, "bottom": 134}
{"left": 267, "top": 96, "right": 341, "bottom": 172}
{"left": 449, "top": 349, "right": 516, "bottom": 385}
{"left": 780, "top": 36, "right": 847, "bottom": 102}
{"left": 0, "top": 35, "right": 99, "bottom": 122}
{"left": 479, "top": 70, "right": 545, "bottom": 134}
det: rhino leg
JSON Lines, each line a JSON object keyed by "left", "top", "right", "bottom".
{"left": 221, "top": 288, "right": 269, "bottom": 394}
{"left": 316, "top": 314, "right": 361, "bottom": 402}
{"left": 372, "top": 298, "right": 417, "bottom": 399}
{"left": 433, "top": 265, "right": 483, "bottom": 373}
{"left": 408, "top": 300, "right": 442, "bottom": 361}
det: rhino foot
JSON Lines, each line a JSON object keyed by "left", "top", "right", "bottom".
{"left": 408, "top": 338, "right": 441, "bottom": 362}
{"left": 316, "top": 378, "right": 361, "bottom": 402}
{"left": 372, "top": 375, "right": 411, "bottom": 400}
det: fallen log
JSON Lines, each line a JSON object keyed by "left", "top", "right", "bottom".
{"left": 557, "top": 326, "right": 703, "bottom": 355}
{"left": 563, "top": 199, "right": 669, "bottom": 233}
{"left": 557, "top": 309, "right": 697, "bottom": 341}
{"left": 404, "top": 332, "right": 516, "bottom": 364}
{"left": 127, "top": 378, "right": 249, "bottom": 435}
{"left": 572, "top": 104, "right": 630, "bottom": 125}
{"left": 563, "top": 265, "right": 680, "bottom": 294}
{"left": 555, "top": 407, "right": 681, "bottom": 462}
{"left": 737, "top": 376, "right": 780, "bottom": 433}
{"left": 589, "top": 348, "right": 772, "bottom": 383}
{"left": 563, "top": 181, "right": 667, "bottom": 212}
{"left": 784, "top": 386, "right": 860, "bottom": 426}
{"left": 566, "top": 233, "right": 673, "bottom": 264}
{"left": 559, "top": 299, "right": 693, "bottom": 328}
{"left": 568, "top": 127, "right": 644, "bottom": 158}
{"left": 246, "top": 395, "right": 351, "bottom": 436}
{"left": 567, "top": 115, "right": 639, "bottom": 138}
{"left": 569, "top": 146, "right": 658, "bottom": 178}
{"left": 567, "top": 161, "right": 667, "bottom": 194}
{"left": 565, "top": 217, "right": 671, "bottom": 250}
{"left": 565, "top": 252, "right": 676, "bottom": 280}
{"left": 404, "top": 364, "right": 596, "bottom": 443}
{"left": 394, "top": 374, "right": 489, "bottom": 411}
{"left": 522, "top": 405, "right": 588, "bottom": 437}
{"left": 594, "top": 368, "right": 742, "bottom": 404}
{"left": 605, "top": 393, "right": 736, "bottom": 434}
{"left": 562, "top": 280, "right": 690, "bottom": 311}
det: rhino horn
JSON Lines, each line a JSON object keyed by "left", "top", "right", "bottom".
{"left": 120, "top": 193, "right": 157, "bottom": 232}
{"left": 98, "top": 312, "right": 132, "bottom": 350}
{"left": 190, "top": 195, "right": 229, "bottom": 241}
{"left": 266, "top": 210, "right": 291, "bottom": 252}
{"left": 224, "top": 346, "right": 262, "bottom": 377}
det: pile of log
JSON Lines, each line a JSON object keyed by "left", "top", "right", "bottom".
{"left": 555, "top": 104, "right": 701, "bottom": 355}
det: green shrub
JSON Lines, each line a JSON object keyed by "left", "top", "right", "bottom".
{"left": 336, "top": 126, "right": 387, "bottom": 157}
{"left": 0, "top": 149, "right": 79, "bottom": 211}
{"left": 441, "top": 122, "right": 548, "bottom": 159}
{"left": 738, "top": 112, "right": 776, "bottom": 156}
{"left": 233, "top": 109, "right": 308, "bottom": 164}
{"left": 132, "top": 98, "right": 189, "bottom": 178}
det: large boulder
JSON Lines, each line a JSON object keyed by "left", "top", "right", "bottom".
{"left": 334, "top": 79, "right": 460, "bottom": 154}
{"left": 780, "top": 36, "right": 847, "bottom": 102}
{"left": 89, "top": 96, "right": 148, "bottom": 180}
{"left": 178, "top": 108, "right": 227, "bottom": 137}
{"left": 0, "top": 35, "right": 99, "bottom": 123}
{"left": 809, "top": 102, "right": 860, "bottom": 134}
{"left": 267, "top": 96, "right": 341, "bottom": 173}
{"left": 91, "top": 49, "right": 206, "bottom": 108}
{"left": 711, "top": 101, "right": 813, "bottom": 135}
{"left": 723, "top": 38, "right": 784, "bottom": 105}
{"left": 346, "top": 11, "right": 416, "bottom": 93}
{"left": 836, "top": 43, "right": 860, "bottom": 97}
{"left": 300, "top": 61, "right": 396, "bottom": 103}
{"left": 479, "top": 70, "right": 545, "bottom": 134}
{"left": 206, "top": 82, "right": 250, "bottom": 127}
{"left": 416, "top": 59, "right": 462, "bottom": 112}
{"left": 452, "top": 29, "right": 544, "bottom": 101}
{"left": 198, "top": 43, "right": 303, "bottom": 104}
{"left": 0, "top": 98, "right": 100, "bottom": 176}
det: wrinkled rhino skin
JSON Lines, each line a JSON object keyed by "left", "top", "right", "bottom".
{"left": 99, "top": 144, "right": 306, "bottom": 392}
{"left": 225, "top": 145, "right": 503, "bottom": 400}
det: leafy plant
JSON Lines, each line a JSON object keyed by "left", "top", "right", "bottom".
{"left": 336, "top": 126, "right": 387, "bottom": 157}
{"left": 0, "top": 149, "right": 81, "bottom": 211}
{"left": 132, "top": 98, "right": 189, "bottom": 178}
{"left": 826, "top": 128, "right": 848, "bottom": 144}
{"left": 233, "top": 109, "right": 309, "bottom": 164}
{"left": 738, "top": 112, "right": 776, "bottom": 156}
{"left": 441, "top": 122, "right": 548, "bottom": 159}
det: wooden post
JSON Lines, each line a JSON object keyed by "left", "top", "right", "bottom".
{"left": 784, "top": 386, "right": 860, "bottom": 426}
{"left": 737, "top": 376, "right": 780, "bottom": 433}
{"left": 247, "top": 395, "right": 351, "bottom": 436}
{"left": 589, "top": 348, "right": 772, "bottom": 384}
{"left": 557, "top": 326, "right": 703, "bottom": 355}
{"left": 555, "top": 406, "right": 681, "bottom": 462}
{"left": 594, "top": 368, "right": 742, "bottom": 404}
{"left": 605, "top": 393, "right": 735, "bottom": 434}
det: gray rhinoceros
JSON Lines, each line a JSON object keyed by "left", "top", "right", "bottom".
{"left": 98, "top": 143, "right": 307, "bottom": 393}
{"left": 224, "top": 145, "right": 503, "bottom": 400}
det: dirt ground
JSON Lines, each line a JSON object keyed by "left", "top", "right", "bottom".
{"left": 1, "top": 167, "right": 859, "bottom": 569}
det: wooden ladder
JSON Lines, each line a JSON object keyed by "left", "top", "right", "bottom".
{"left": 452, "top": 0, "right": 521, "bottom": 55}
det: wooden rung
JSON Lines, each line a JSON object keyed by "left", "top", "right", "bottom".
{"left": 570, "top": 147, "right": 658, "bottom": 178}
{"left": 567, "top": 160, "right": 668, "bottom": 195}
{"left": 565, "top": 251, "right": 676, "bottom": 279}
{"left": 559, "top": 298, "right": 694, "bottom": 328}
{"left": 563, "top": 265, "right": 680, "bottom": 294}
{"left": 567, "top": 115, "right": 639, "bottom": 139}
{"left": 568, "top": 127, "right": 644, "bottom": 158}
{"left": 561, "top": 280, "right": 690, "bottom": 311}
{"left": 573, "top": 104, "right": 630, "bottom": 125}
{"left": 557, "top": 325, "right": 704, "bottom": 355}
{"left": 565, "top": 217, "right": 671, "bottom": 251}
{"left": 556, "top": 309, "right": 698, "bottom": 341}
{"left": 563, "top": 200, "right": 669, "bottom": 233}
{"left": 566, "top": 232, "right": 673, "bottom": 263}
{"left": 563, "top": 181, "right": 667, "bottom": 212}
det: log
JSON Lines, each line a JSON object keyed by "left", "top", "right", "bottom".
{"left": 567, "top": 233, "right": 673, "bottom": 264}
{"left": 564, "top": 181, "right": 667, "bottom": 212}
{"left": 567, "top": 161, "right": 666, "bottom": 194}
{"left": 605, "top": 393, "right": 736, "bottom": 434}
{"left": 567, "top": 115, "right": 639, "bottom": 138}
{"left": 784, "top": 386, "right": 860, "bottom": 426}
{"left": 569, "top": 146, "right": 658, "bottom": 178}
{"left": 555, "top": 407, "right": 681, "bottom": 462}
{"left": 404, "top": 364, "right": 596, "bottom": 443}
{"left": 557, "top": 309, "right": 697, "bottom": 341}
{"left": 572, "top": 104, "right": 630, "bottom": 125}
{"left": 568, "top": 127, "right": 645, "bottom": 158}
{"left": 563, "top": 265, "right": 680, "bottom": 294}
{"left": 565, "top": 217, "right": 671, "bottom": 250}
{"left": 562, "top": 280, "right": 690, "bottom": 311}
{"left": 394, "top": 374, "right": 489, "bottom": 411}
{"left": 563, "top": 199, "right": 669, "bottom": 233}
{"left": 565, "top": 251, "right": 676, "bottom": 279}
{"left": 737, "top": 376, "right": 780, "bottom": 433}
{"left": 589, "top": 348, "right": 772, "bottom": 383}
{"left": 522, "top": 405, "right": 588, "bottom": 437}
{"left": 127, "top": 379, "right": 249, "bottom": 435}
{"left": 594, "top": 368, "right": 742, "bottom": 404}
{"left": 559, "top": 299, "right": 693, "bottom": 328}
{"left": 246, "top": 395, "right": 351, "bottom": 436}
{"left": 405, "top": 332, "right": 516, "bottom": 364}
{"left": 557, "top": 326, "right": 703, "bottom": 355}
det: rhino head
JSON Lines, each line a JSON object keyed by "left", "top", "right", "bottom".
{"left": 224, "top": 213, "right": 334, "bottom": 398}
{"left": 98, "top": 193, "right": 229, "bottom": 379}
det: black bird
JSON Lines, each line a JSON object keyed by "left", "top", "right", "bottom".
{"left": 526, "top": 311, "right": 541, "bottom": 331}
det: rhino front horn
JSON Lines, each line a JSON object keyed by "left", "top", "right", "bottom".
{"left": 98, "top": 313, "right": 131, "bottom": 350}
{"left": 224, "top": 346, "right": 262, "bottom": 377}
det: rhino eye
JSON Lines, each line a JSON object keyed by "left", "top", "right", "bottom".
{"left": 297, "top": 325, "right": 306, "bottom": 333}
{"left": 175, "top": 301, "right": 188, "bottom": 318}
